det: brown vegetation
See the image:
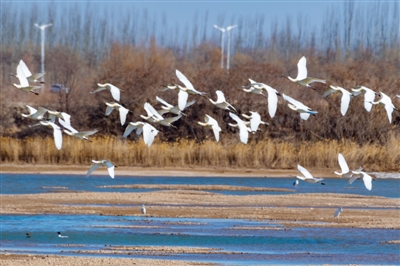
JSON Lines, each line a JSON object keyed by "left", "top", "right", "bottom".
{"left": 1, "top": 2, "right": 399, "bottom": 171}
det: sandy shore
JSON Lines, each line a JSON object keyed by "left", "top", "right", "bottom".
{"left": 1, "top": 164, "right": 399, "bottom": 265}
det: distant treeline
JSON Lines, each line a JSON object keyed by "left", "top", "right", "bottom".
{"left": 0, "top": 1, "right": 399, "bottom": 155}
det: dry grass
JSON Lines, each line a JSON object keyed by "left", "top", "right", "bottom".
{"left": 2, "top": 135, "right": 399, "bottom": 171}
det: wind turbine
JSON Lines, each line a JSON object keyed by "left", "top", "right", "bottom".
{"left": 213, "top": 25, "right": 225, "bottom": 69}
{"left": 34, "top": 23, "right": 52, "bottom": 84}
{"left": 226, "top": 25, "right": 237, "bottom": 73}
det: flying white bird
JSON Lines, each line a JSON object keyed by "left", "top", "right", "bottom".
{"left": 156, "top": 96, "right": 195, "bottom": 116}
{"left": 333, "top": 207, "right": 342, "bottom": 219}
{"left": 157, "top": 114, "right": 182, "bottom": 128}
{"left": 105, "top": 102, "right": 130, "bottom": 125}
{"left": 141, "top": 102, "right": 164, "bottom": 122}
{"left": 229, "top": 112, "right": 249, "bottom": 144}
{"left": 12, "top": 63, "right": 41, "bottom": 95}
{"left": 141, "top": 203, "right": 146, "bottom": 215}
{"left": 242, "top": 79, "right": 266, "bottom": 96}
{"left": 351, "top": 86, "right": 376, "bottom": 112}
{"left": 175, "top": 69, "right": 207, "bottom": 97}
{"left": 323, "top": 85, "right": 353, "bottom": 116}
{"left": 21, "top": 105, "right": 48, "bottom": 120}
{"left": 92, "top": 83, "right": 123, "bottom": 102}
{"left": 13, "top": 60, "right": 45, "bottom": 83}
{"left": 245, "top": 81, "right": 280, "bottom": 118}
{"left": 282, "top": 94, "right": 318, "bottom": 120}
{"left": 59, "top": 118, "right": 98, "bottom": 142}
{"left": 208, "top": 90, "right": 237, "bottom": 113}
{"left": 123, "top": 121, "right": 159, "bottom": 147}
{"left": 197, "top": 114, "right": 222, "bottom": 142}
{"left": 283, "top": 56, "right": 326, "bottom": 89}
{"left": 349, "top": 170, "right": 373, "bottom": 191}
{"left": 371, "top": 92, "right": 397, "bottom": 124}
{"left": 397, "top": 95, "right": 400, "bottom": 98}
{"left": 295, "top": 165, "right": 326, "bottom": 185}
{"left": 334, "top": 153, "right": 363, "bottom": 179}
{"left": 31, "top": 121, "right": 62, "bottom": 150}
{"left": 57, "top": 232, "right": 68, "bottom": 238}
{"left": 86, "top": 160, "right": 117, "bottom": 178}
{"left": 47, "top": 110, "right": 71, "bottom": 126}
{"left": 241, "top": 111, "right": 268, "bottom": 133}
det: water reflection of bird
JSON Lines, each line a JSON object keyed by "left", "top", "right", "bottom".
{"left": 26, "top": 232, "right": 31, "bottom": 238}
{"left": 141, "top": 203, "right": 146, "bottom": 215}
{"left": 57, "top": 232, "right": 68, "bottom": 238}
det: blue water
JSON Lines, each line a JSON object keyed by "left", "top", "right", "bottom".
{"left": 1, "top": 173, "right": 399, "bottom": 198}
{"left": 1, "top": 214, "right": 399, "bottom": 264}
{"left": 1, "top": 173, "right": 399, "bottom": 264}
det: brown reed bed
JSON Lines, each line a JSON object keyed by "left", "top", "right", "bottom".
{"left": 1, "top": 135, "right": 399, "bottom": 172}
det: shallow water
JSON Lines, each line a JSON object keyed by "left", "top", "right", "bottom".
{"left": 1, "top": 173, "right": 399, "bottom": 198}
{"left": 1, "top": 214, "right": 399, "bottom": 264}
{"left": 1, "top": 173, "right": 399, "bottom": 264}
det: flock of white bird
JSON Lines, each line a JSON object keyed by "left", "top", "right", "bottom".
{"left": 12, "top": 56, "right": 399, "bottom": 195}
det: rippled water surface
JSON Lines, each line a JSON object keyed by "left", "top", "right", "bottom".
{"left": 1, "top": 173, "right": 399, "bottom": 264}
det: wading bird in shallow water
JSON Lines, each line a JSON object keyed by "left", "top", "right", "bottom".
{"left": 295, "top": 165, "right": 325, "bottom": 185}
{"left": 197, "top": 114, "right": 222, "bottom": 142}
{"left": 323, "top": 85, "right": 354, "bottom": 116}
{"left": 282, "top": 94, "right": 318, "bottom": 120}
{"left": 351, "top": 86, "right": 376, "bottom": 112}
{"left": 370, "top": 92, "right": 397, "bottom": 124}
{"left": 283, "top": 56, "right": 326, "bottom": 89}
{"left": 86, "top": 160, "right": 117, "bottom": 179}
{"left": 334, "top": 207, "right": 342, "bottom": 219}
{"left": 92, "top": 83, "right": 123, "bottom": 102}
{"left": 57, "top": 232, "right": 68, "bottom": 238}
{"left": 293, "top": 180, "right": 299, "bottom": 188}
{"left": 141, "top": 203, "right": 146, "bottom": 215}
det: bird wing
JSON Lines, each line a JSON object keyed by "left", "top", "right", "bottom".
{"left": 185, "top": 100, "right": 196, "bottom": 109}
{"left": 215, "top": 90, "right": 226, "bottom": 103}
{"left": 105, "top": 161, "right": 115, "bottom": 178}
{"left": 265, "top": 86, "right": 279, "bottom": 118}
{"left": 25, "top": 105, "right": 37, "bottom": 115}
{"left": 123, "top": 123, "right": 138, "bottom": 138}
{"left": 249, "top": 113, "right": 261, "bottom": 132}
{"left": 282, "top": 94, "right": 304, "bottom": 109}
{"left": 86, "top": 162, "right": 102, "bottom": 177}
{"left": 77, "top": 129, "right": 98, "bottom": 137}
{"left": 60, "top": 112, "right": 71, "bottom": 126}
{"left": 105, "top": 105, "right": 114, "bottom": 116}
{"left": 176, "top": 69, "right": 195, "bottom": 91}
{"left": 361, "top": 173, "right": 372, "bottom": 191}
{"left": 91, "top": 86, "right": 107, "bottom": 94}
{"left": 36, "top": 107, "right": 49, "bottom": 118}
{"left": 156, "top": 96, "right": 174, "bottom": 108}
{"left": 322, "top": 88, "right": 335, "bottom": 98}
{"left": 178, "top": 90, "right": 189, "bottom": 111}
{"left": 19, "top": 60, "right": 32, "bottom": 77}
{"left": 16, "top": 64, "right": 29, "bottom": 87}
{"left": 297, "top": 164, "right": 313, "bottom": 179}
{"left": 363, "top": 89, "right": 375, "bottom": 112}
{"left": 29, "top": 72, "right": 45, "bottom": 82}
{"left": 144, "top": 123, "right": 159, "bottom": 147}
{"left": 108, "top": 84, "right": 121, "bottom": 102}
{"left": 211, "top": 124, "right": 221, "bottom": 142}
{"left": 337, "top": 153, "right": 349, "bottom": 174}
{"left": 296, "top": 56, "right": 307, "bottom": 80}
{"left": 340, "top": 89, "right": 351, "bottom": 116}
{"left": 229, "top": 112, "right": 248, "bottom": 144}
{"left": 51, "top": 124, "right": 63, "bottom": 150}
{"left": 145, "top": 103, "right": 164, "bottom": 121}
{"left": 384, "top": 104, "right": 394, "bottom": 124}
{"left": 59, "top": 118, "right": 78, "bottom": 133}
{"left": 299, "top": 113, "right": 311, "bottom": 120}
{"left": 164, "top": 114, "right": 182, "bottom": 124}
{"left": 118, "top": 106, "right": 129, "bottom": 125}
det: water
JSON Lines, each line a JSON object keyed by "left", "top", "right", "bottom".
{"left": 1, "top": 173, "right": 399, "bottom": 198}
{"left": 1, "top": 173, "right": 399, "bottom": 264}
{"left": 1, "top": 214, "right": 399, "bottom": 264}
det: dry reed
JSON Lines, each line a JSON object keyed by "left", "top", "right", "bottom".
{"left": 1, "top": 135, "right": 399, "bottom": 172}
